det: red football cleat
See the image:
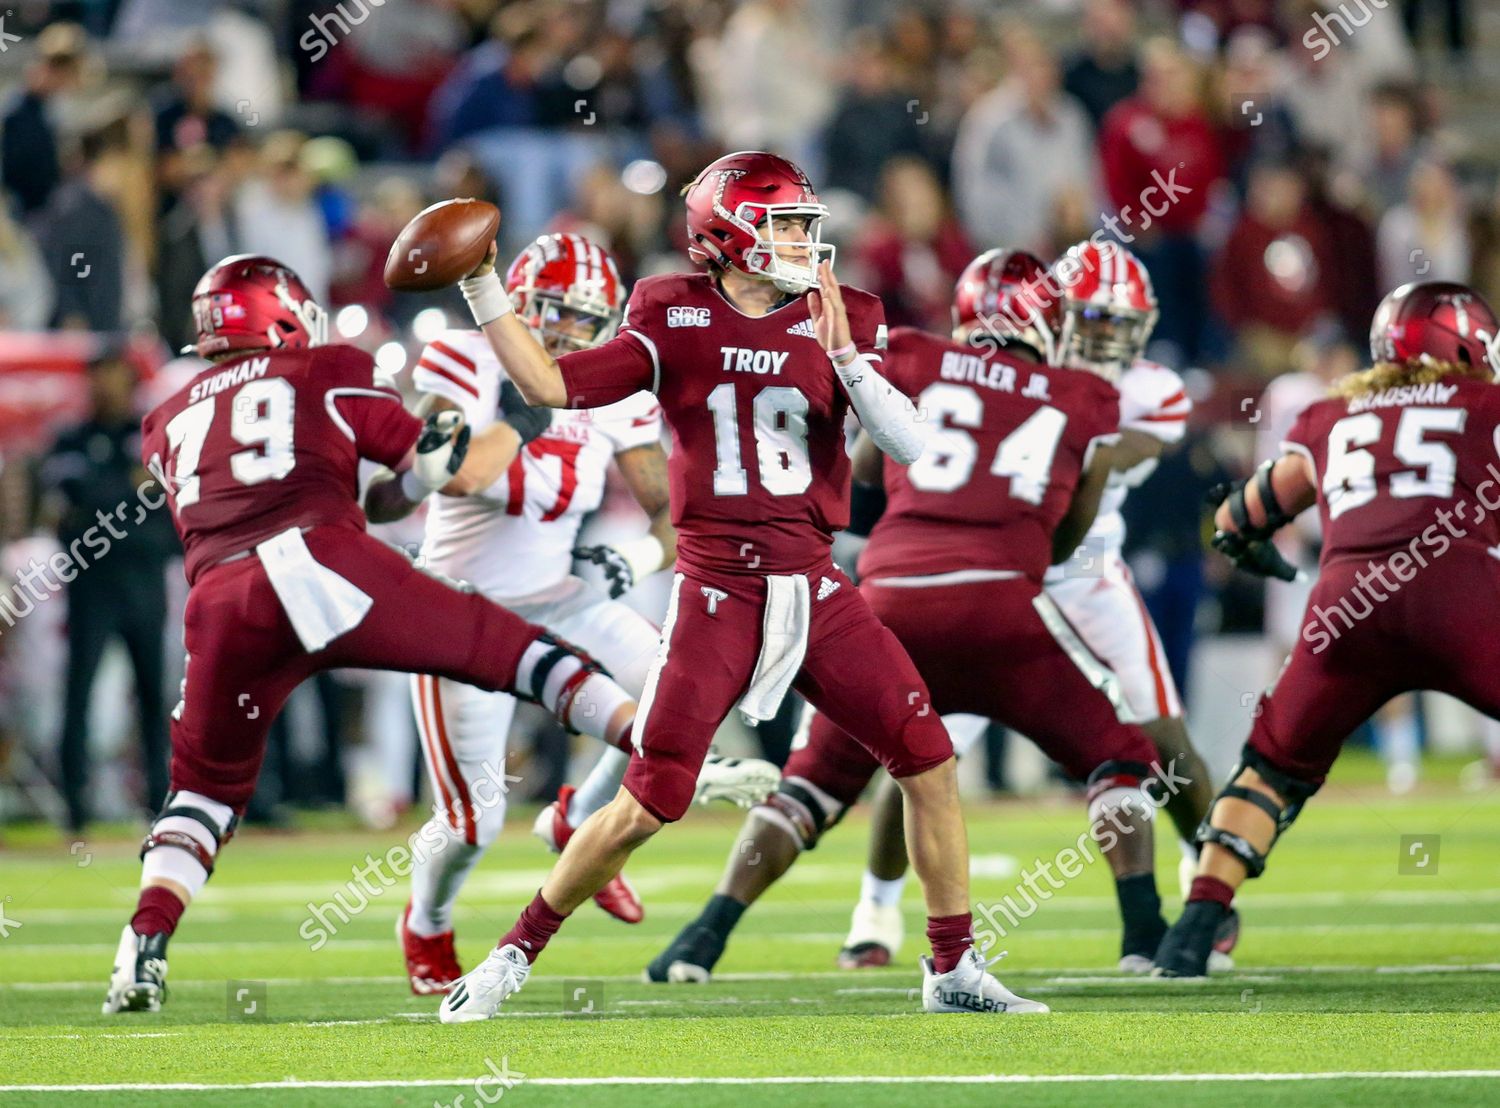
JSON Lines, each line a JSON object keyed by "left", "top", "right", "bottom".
{"left": 591, "top": 871, "right": 645, "bottom": 924}
{"left": 837, "top": 942, "right": 893, "bottom": 969}
{"left": 397, "top": 903, "right": 463, "bottom": 995}
{"left": 534, "top": 786, "right": 645, "bottom": 924}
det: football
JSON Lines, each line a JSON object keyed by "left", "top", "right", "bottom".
{"left": 383, "top": 197, "right": 500, "bottom": 291}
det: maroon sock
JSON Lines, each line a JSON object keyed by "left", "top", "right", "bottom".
{"left": 499, "top": 891, "right": 570, "bottom": 963}
{"left": 1189, "top": 875, "right": 1236, "bottom": 909}
{"left": 926, "top": 912, "right": 974, "bottom": 975}
{"left": 130, "top": 886, "right": 186, "bottom": 937}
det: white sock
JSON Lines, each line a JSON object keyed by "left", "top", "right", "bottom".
{"left": 1375, "top": 711, "right": 1419, "bottom": 770}
{"left": 568, "top": 747, "right": 629, "bottom": 828}
{"left": 406, "top": 813, "right": 484, "bottom": 937}
{"left": 1178, "top": 837, "right": 1198, "bottom": 861}
{"left": 1481, "top": 717, "right": 1500, "bottom": 761}
{"left": 861, "top": 869, "right": 907, "bottom": 909}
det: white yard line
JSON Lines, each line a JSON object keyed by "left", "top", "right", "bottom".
{"left": 3, "top": 1072, "right": 1500, "bottom": 1093}
{"left": 7, "top": 920, "right": 1500, "bottom": 955}
{"left": 4, "top": 962, "right": 1498, "bottom": 992}
{"left": 14, "top": 886, "right": 1500, "bottom": 922}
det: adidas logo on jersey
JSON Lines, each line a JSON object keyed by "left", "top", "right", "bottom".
{"left": 786, "top": 319, "right": 817, "bottom": 339}
{"left": 817, "top": 576, "right": 840, "bottom": 601}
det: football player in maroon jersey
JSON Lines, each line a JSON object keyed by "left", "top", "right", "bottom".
{"left": 437, "top": 152, "right": 1046, "bottom": 1020}
{"left": 103, "top": 255, "right": 643, "bottom": 1014}
{"left": 1156, "top": 280, "right": 1500, "bottom": 976}
{"left": 644, "top": 248, "right": 1177, "bottom": 984}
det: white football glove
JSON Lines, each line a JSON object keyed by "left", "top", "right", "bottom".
{"left": 404, "top": 410, "right": 471, "bottom": 497}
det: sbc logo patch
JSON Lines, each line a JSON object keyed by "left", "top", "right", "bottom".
{"left": 667, "top": 306, "right": 711, "bottom": 328}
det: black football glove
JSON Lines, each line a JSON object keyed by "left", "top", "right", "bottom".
{"left": 573, "top": 544, "right": 634, "bottom": 599}
{"left": 1209, "top": 526, "right": 1301, "bottom": 582}
{"left": 1205, "top": 469, "right": 1300, "bottom": 582}
{"left": 499, "top": 380, "right": 551, "bottom": 445}
{"left": 412, "top": 410, "right": 471, "bottom": 491}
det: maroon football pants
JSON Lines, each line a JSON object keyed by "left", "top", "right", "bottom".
{"left": 621, "top": 565, "right": 953, "bottom": 822}
{"left": 1248, "top": 544, "right": 1500, "bottom": 786}
{"left": 783, "top": 576, "right": 1160, "bottom": 806}
{"left": 171, "top": 525, "right": 543, "bottom": 812}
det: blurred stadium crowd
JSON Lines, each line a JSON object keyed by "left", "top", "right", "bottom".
{"left": 1, "top": 0, "right": 1495, "bottom": 833}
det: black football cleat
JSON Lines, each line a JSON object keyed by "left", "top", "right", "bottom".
{"left": 1152, "top": 901, "right": 1225, "bottom": 978}
{"left": 102, "top": 927, "right": 170, "bottom": 1013}
{"left": 643, "top": 922, "right": 725, "bottom": 984}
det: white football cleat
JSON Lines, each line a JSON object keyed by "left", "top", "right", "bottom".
{"left": 102, "top": 926, "right": 169, "bottom": 1014}
{"left": 1118, "top": 953, "right": 1154, "bottom": 974}
{"left": 837, "top": 898, "right": 904, "bottom": 968}
{"left": 920, "top": 947, "right": 1049, "bottom": 1014}
{"left": 1178, "top": 853, "right": 1198, "bottom": 903}
{"left": 1207, "top": 951, "right": 1235, "bottom": 972}
{"left": 693, "top": 753, "right": 781, "bottom": 809}
{"left": 666, "top": 961, "right": 711, "bottom": 983}
{"left": 438, "top": 944, "right": 531, "bottom": 1024}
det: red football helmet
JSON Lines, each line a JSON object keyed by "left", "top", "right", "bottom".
{"left": 1054, "top": 239, "right": 1159, "bottom": 379}
{"left": 505, "top": 233, "right": 625, "bottom": 356}
{"left": 1369, "top": 280, "right": 1500, "bottom": 374}
{"left": 952, "top": 248, "right": 1060, "bottom": 363}
{"left": 683, "top": 150, "right": 833, "bottom": 294}
{"left": 191, "top": 254, "right": 327, "bottom": 358}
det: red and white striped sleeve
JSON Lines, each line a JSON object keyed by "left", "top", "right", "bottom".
{"left": 412, "top": 330, "right": 500, "bottom": 425}
{"left": 1119, "top": 359, "right": 1191, "bottom": 444}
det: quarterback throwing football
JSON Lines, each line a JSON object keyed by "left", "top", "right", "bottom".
{"left": 373, "top": 232, "right": 778, "bottom": 994}
{"left": 435, "top": 151, "right": 1049, "bottom": 1021}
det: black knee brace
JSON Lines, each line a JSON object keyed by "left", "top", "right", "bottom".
{"left": 1084, "top": 759, "right": 1154, "bottom": 803}
{"left": 139, "top": 792, "right": 238, "bottom": 880}
{"left": 756, "top": 778, "right": 848, "bottom": 851}
{"left": 1195, "top": 744, "right": 1319, "bottom": 878}
{"left": 513, "top": 633, "right": 610, "bottom": 708}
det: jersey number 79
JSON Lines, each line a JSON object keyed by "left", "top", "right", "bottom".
{"left": 158, "top": 379, "right": 297, "bottom": 514}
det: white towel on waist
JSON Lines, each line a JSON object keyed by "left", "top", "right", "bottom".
{"left": 256, "top": 527, "right": 374, "bottom": 652}
{"left": 738, "top": 573, "right": 811, "bottom": 725}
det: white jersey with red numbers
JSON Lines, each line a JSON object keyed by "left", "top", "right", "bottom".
{"left": 1044, "top": 358, "right": 1189, "bottom": 723}
{"left": 1047, "top": 358, "right": 1191, "bottom": 574}
{"left": 412, "top": 329, "right": 663, "bottom": 602}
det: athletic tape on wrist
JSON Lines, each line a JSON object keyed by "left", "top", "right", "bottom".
{"left": 460, "top": 270, "right": 513, "bottom": 326}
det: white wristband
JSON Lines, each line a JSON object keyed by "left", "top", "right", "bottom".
{"left": 400, "top": 468, "right": 430, "bottom": 502}
{"left": 460, "top": 270, "right": 513, "bottom": 326}
{"left": 615, "top": 533, "right": 667, "bottom": 582}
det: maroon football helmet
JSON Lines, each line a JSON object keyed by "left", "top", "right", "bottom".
{"left": 683, "top": 150, "right": 832, "bottom": 293}
{"left": 951, "top": 248, "right": 1060, "bottom": 363}
{"left": 191, "top": 254, "right": 327, "bottom": 358}
{"left": 504, "top": 233, "right": 624, "bottom": 356}
{"left": 1369, "top": 280, "right": 1500, "bottom": 374}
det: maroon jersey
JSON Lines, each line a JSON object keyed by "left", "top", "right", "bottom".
{"left": 141, "top": 345, "right": 421, "bottom": 584}
{"left": 858, "top": 329, "right": 1121, "bottom": 583}
{"left": 558, "top": 272, "right": 886, "bottom": 575}
{"left": 1284, "top": 374, "right": 1500, "bottom": 563}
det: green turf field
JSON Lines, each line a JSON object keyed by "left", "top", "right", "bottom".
{"left": 2, "top": 750, "right": 1498, "bottom": 1107}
